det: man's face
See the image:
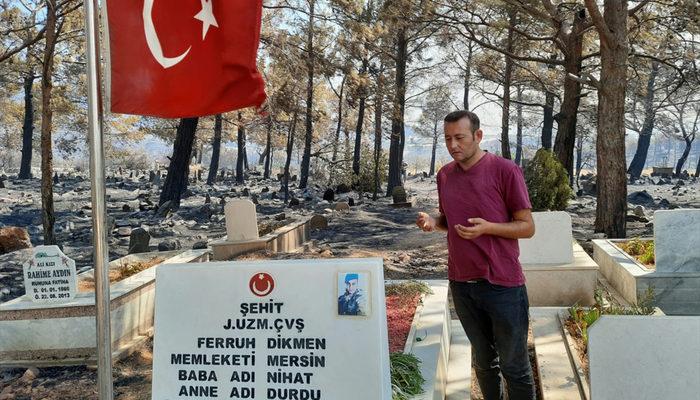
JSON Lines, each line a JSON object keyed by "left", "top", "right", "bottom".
{"left": 345, "top": 279, "right": 358, "bottom": 294}
{"left": 444, "top": 118, "right": 482, "bottom": 164}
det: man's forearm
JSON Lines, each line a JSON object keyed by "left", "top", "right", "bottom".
{"left": 486, "top": 220, "right": 534, "bottom": 239}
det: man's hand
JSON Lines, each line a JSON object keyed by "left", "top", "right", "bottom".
{"left": 454, "top": 218, "right": 491, "bottom": 240}
{"left": 416, "top": 212, "right": 436, "bottom": 232}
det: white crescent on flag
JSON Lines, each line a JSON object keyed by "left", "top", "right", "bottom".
{"left": 143, "top": 0, "right": 191, "bottom": 69}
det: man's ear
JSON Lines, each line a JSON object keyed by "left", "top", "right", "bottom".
{"left": 474, "top": 129, "right": 484, "bottom": 143}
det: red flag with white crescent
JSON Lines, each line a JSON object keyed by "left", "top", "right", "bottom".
{"left": 104, "top": 0, "right": 267, "bottom": 118}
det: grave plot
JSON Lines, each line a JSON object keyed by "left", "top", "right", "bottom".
{"left": 210, "top": 199, "right": 317, "bottom": 260}
{"left": 387, "top": 280, "right": 451, "bottom": 400}
{"left": 519, "top": 211, "right": 599, "bottom": 306}
{"left": 0, "top": 249, "right": 208, "bottom": 367}
{"left": 593, "top": 209, "right": 700, "bottom": 315}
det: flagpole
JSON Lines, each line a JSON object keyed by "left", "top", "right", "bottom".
{"left": 83, "top": 0, "right": 114, "bottom": 398}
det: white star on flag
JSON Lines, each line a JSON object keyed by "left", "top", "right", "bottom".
{"left": 258, "top": 274, "right": 264, "bottom": 280}
{"left": 194, "top": 0, "right": 218, "bottom": 40}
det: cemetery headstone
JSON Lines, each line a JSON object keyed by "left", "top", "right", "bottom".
{"left": 128, "top": 228, "right": 151, "bottom": 254}
{"left": 589, "top": 315, "right": 700, "bottom": 399}
{"left": 151, "top": 258, "right": 391, "bottom": 399}
{"left": 518, "top": 211, "right": 574, "bottom": 264}
{"left": 335, "top": 202, "right": 350, "bottom": 212}
{"left": 23, "top": 245, "right": 77, "bottom": 303}
{"left": 654, "top": 209, "right": 700, "bottom": 272}
{"left": 224, "top": 199, "right": 259, "bottom": 241}
{"left": 309, "top": 215, "right": 328, "bottom": 230}
{"left": 322, "top": 189, "right": 335, "bottom": 202}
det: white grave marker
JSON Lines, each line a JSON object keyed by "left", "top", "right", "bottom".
{"left": 152, "top": 258, "right": 391, "bottom": 400}
{"left": 589, "top": 315, "right": 700, "bottom": 399}
{"left": 23, "top": 245, "right": 77, "bottom": 303}
{"left": 518, "top": 211, "right": 574, "bottom": 264}
{"left": 654, "top": 209, "right": 700, "bottom": 272}
{"left": 225, "top": 199, "right": 259, "bottom": 241}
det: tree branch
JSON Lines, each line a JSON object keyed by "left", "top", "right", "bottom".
{"left": 584, "top": 0, "right": 614, "bottom": 50}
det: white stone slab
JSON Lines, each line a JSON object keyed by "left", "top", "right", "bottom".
{"left": 530, "top": 308, "right": 581, "bottom": 399}
{"left": 654, "top": 209, "right": 700, "bottom": 273}
{"left": 23, "top": 245, "right": 77, "bottom": 303}
{"left": 152, "top": 258, "right": 391, "bottom": 400}
{"left": 519, "top": 211, "right": 574, "bottom": 264}
{"left": 446, "top": 320, "right": 471, "bottom": 400}
{"left": 224, "top": 199, "right": 259, "bottom": 241}
{"left": 589, "top": 315, "right": 700, "bottom": 400}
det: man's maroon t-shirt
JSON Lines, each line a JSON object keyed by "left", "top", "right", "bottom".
{"left": 437, "top": 153, "right": 532, "bottom": 287}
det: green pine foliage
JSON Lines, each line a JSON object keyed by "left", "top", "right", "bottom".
{"left": 331, "top": 143, "right": 388, "bottom": 194}
{"left": 390, "top": 353, "right": 425, "bottom": 400}
{"left": 524, "top": 149, "right": 573, "bottom": 211}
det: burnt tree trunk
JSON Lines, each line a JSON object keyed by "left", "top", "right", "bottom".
{"left": 373, "top": 77, "right": 384, "bottom": 201}
{"left": 515, "top": 86, "right": 523, "bottom": 166}
{"left": 541, "top": 58, "right": 556, "bottom": 150}
{"left": 554, "top": 8, "right": 586, "bottom": 184}
{"left": 627, "top": 61, "right": 660, "bottom": 179}
{"left": 463, "top": 42, "right": 473, "bottom": 110}
{"left": 352, "top": 60, "right": 369, "bottom": 176}
{"left": 236, "top": 112, "right": 246, "bottom": 184}
{"left": 500, "top": 8, "right": 516, "bottom": 160}
{"left": 575, "top": 131, "right": 584, "bottom": 187}
{"left": 159, "top": 118, "right": 199, "bottom": 208}
{"left": 675, "top": 137, "right": 693, "bottom": 177}
{"left": 206, "top": 114, "right": 222, "bottom": 185}
{"left": 19, "top": 71, "right": 35, "bottom": 179}
{"left": 588, "top": 0, "right": 628, "bottom": 238}
{"left": 352, "top": 96, "right": 367, "bottom": 176}
{"left": 299, "top": 0, "right": 315, "bottom": 189}
{"left": 429, "top": 117, "right": 438, "bottom": 176}
{"left": 264, "top": 119, "right": 272, "bottom": 179}
{"left": 387, "top": 28, "right": 407, "bottom": 196}
{"left": 332, "top": 75, "right": 346, "bottom": 163}
{"left": 40, "top": 0, "right": 58, "bottom": 245}
{"left": 284, "top": 111, "right": 298, "bottom": 203}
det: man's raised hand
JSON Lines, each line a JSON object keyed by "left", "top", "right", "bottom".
{"left": 416, "top": 212, "right": 436, "bottom": 232}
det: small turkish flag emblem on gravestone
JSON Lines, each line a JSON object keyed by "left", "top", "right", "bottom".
{"left": 249, "top": 272, "right": 274, "bottom": 297}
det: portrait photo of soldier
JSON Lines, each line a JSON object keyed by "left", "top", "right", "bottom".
{"left": 337, "top": 272, "right": 368, "bottom": 316}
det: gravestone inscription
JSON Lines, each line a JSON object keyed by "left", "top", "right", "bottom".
{"left": 23, "top": 245, "right": 77, "bottom": 303}
{"left": 151, "top": 258, "right": 391, "bottom": 400}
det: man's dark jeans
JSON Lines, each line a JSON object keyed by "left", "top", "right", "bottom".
{"left": 450, "top": 280, "right": 535, "bottom": 400}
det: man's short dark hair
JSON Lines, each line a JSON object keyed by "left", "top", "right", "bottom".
{"left": 444, "top": 110, "right": 480, "bottom": 133}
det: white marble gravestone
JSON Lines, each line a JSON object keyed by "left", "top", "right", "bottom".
{"left": 518, "top": 211, "right": 574, "bottom": 264}
{"left": 151, "top": 258, "right": 391, "bottom": 400}
{"left": 224, "top": 199, "right": 259, "bottom": 242}
{"left": 23, "top": 245, "right": 77, "bottom": 303}
{"left": 654, "top": 209, "right": 700, "bottom": 273}
{"left": 589, "top": 315, "right": 700, "bottom": 399}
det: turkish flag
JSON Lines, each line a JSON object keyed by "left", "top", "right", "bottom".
{"left": 105, "top": 0, "right": 267, "bottom": 118}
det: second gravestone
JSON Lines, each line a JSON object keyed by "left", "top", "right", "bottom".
{"left": 23, "top": 245, "right": 77, "bottom": 303}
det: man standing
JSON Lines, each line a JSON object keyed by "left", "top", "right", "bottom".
{"left": 416, "top": 110, "right": 536, "bottom": 399}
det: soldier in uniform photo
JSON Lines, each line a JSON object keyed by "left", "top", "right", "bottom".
{"left": 337, "top": 273, "right": 366, "bottom": 316}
